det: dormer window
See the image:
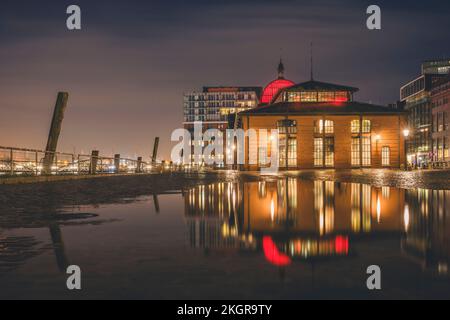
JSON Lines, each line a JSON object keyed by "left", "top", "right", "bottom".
{"left": 270, "top": 80, "right": 357, "bottom": 104}
{"left": 281, "top": 90, "right": 350, "bottom": 103}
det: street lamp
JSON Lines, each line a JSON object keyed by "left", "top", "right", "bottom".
{"left": 403, "top": 129, "right": 410, "bottom": 138}
{"left": 403, "top": 129, "right": 410, "bottom": 170}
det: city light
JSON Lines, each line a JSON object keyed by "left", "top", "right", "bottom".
{"left": 403, "top": 129, "right": 410, "bottom": 137}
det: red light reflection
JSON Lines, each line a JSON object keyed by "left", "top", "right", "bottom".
{"left": 335, "top": 235, "right": 349, "bottom": 254}
{"left": 262, "top": 236, "right": 291, "bottom": 266}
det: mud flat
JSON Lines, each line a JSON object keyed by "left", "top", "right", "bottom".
{"left": 0, "top": 172, "right": 235, "bottom": 215}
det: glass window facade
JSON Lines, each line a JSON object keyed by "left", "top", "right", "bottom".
{"left": 350, "top": 119, "right": 372, "bottom": 167}
{"left": 287, "top": 138, "right": 297, "bottom": 167}
{"left": 362, "top": 120, "right": 371, "bottom": 133}
{"left": 284, "top": 90, "right": 351, "bottom": 103}
{"left": 300, "top": 92, "right": 317, "bottom": 102}
{"left": 314, "top": 120, "right": 334, "bottom": 134}
{"left": 351, "top": 120, "right": 360, "bottom": 133}
{"left": 324, "top": 137, "right": 334, "bottom": 167}
{"left": 277, "top": 120, "right": 297, "bottom": 167}
{"left": 382, "top": 146, "right": 390, "bottom": 166}
{"left": 314, "top": 138, "right": 323, "bottom": 167}
{"left": 351, "top": 137, "right": 360, "bottom": 166}
{"left": 362, "top": 136, "right": 371, "bottom": 166}
{"left": 314, "top": 119, "right": 335, "bottom": 167}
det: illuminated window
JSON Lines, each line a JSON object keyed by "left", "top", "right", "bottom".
{"left": 277, "top": 120, "right": 297, "bottom": 167}
{"left": 287, "top": 138, "right": 297, "bottom": 167}
{"left": 324, "top": 137, "right": 334, "bottom": 167}
{"left": 314, "top": 120, "right": 334, "bottom": 134}
{"left": 324, "top": 120, "right": 334, "bottom": 134}
{"left": 314, "top": 138, "right": 323, "bottom": 167}
{"left": 351, "top": 120, "right": 360, "bottom": 133}
{"left": 351, "top": 137, "right": 360, "bottom": 166}
{"left": 314, "top": 137, "right": 334, "bottom": 167}
{"left": 318, "top": 92, "right": 334, "bottom": 102}
{"left": 362, "top": 120, "right": 371, "bottom": 133}
{"left": 362, "top": 136, "right": 371, "bottom": 166}
{"left": 301, "top": 91, "right": 317, "bottom": 102}
{"left": 278, "top": 136, "right": 286, "bottom": 166}
{"left": 277, "top": 120, "right": 297, "bottom": 134}
{"left": 335, "top": 91, "right": 348, "bottom": 102}
{"left": 351, "top": 119, "right": 370, "bottom": 133}
{"left": 382, "top": 146, "right": 390, "bottom": 166}
{"left": 287, "top": 92, "right": 301, "bottom": 102}
{"left": 258, "top": 147, "right": 268, "bottom": 166}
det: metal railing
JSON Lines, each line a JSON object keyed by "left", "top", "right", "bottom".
{"left": 0, "top": 146, "right": 184, "bottom": 177}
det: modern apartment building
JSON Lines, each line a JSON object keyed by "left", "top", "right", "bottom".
{"left": 431, "top": 75, "right": 450, "bottom": 164}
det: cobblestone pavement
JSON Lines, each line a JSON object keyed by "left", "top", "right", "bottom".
{"left": 260, "top": 169, "right": 450, "bottom": 190}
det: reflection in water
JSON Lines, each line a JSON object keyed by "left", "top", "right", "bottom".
{"left": 0, "top": 210, "right": 117, "bottom": 273}
{"left": 402, "top": 189, "right": 450, "bottom": 274}
{"left": 0, "top": 235, "right": 46, "bottom": 273}
{"left": 184, "top": 178, "right": 450, "bottom": 274}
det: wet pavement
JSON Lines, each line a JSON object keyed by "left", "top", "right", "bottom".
{"left": 0, "top": 170, "right": 449, "bottom": 299}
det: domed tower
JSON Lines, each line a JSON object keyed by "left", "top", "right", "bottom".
{"left": 260, "top": 59, "right": 295, "bottom": 105}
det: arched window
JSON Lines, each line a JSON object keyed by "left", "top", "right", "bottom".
{"left": 362, "top": 120, "right": 371, "bottom": 133}
{"left": 314, "top": 120, "right": 334, "bottom": 134}
{"left": 350, "top": 119, "right": 371, "bottom": 133}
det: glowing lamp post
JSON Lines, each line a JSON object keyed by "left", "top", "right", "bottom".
{"left": 403, "top": 129, "right": 410, "bottom": 170}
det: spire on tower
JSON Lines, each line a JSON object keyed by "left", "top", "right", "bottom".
{"left": 277, "top": 58, "right": 285, "bottom": 79}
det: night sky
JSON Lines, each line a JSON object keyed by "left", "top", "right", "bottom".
{"left": 1, "top": 0, "right": 449, "bottom": 159}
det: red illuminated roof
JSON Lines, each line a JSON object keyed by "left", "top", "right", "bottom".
{"left": 261, "top": 78, "right": 295, "bottom": 104}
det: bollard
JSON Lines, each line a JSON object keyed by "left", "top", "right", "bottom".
{"left": 43, "top": 92, "right": 69, "bottom": 174}
{"left": 114, "top": 154, "right": 120, "bottom": 174}
{"left": 89, "top": 150, "right": 99, "bottom": 175}
{"left": 136, "top": 157, "right": 142, "bottom": 173}
{"left": 152, "top": 137, "right": 160, "bottom": 164}
{"left": 10, "top": 148, "right": 14, "bottom": 175}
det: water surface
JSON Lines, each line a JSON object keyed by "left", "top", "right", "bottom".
{"left": 1, "top": 177, "right": 449, "bottom": 299}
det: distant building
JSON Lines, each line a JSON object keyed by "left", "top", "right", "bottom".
{"left": 400, "top": 72, "right": 448, "bottom": 166}
{"left": 183, "top": 86, "right": 262, "bottom": 165}
{"left": 431, "top": 75, "right": 450, "bottom": 164}
{"left": 240, "top": 79, "right": 407, "bottom": 170}
{"left": 422, "top": 59, "right": 450, "bottom": 75}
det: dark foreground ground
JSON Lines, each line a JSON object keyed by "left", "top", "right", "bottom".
{"left": 0, "top": 169, "right": 449, "bottom": 300}
{"left": 1, "top": 169, "right": 449, "bottom": 214}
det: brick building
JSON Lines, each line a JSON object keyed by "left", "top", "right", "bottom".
{"left": 239, "top": 79, "right": 408, "bottom": 170}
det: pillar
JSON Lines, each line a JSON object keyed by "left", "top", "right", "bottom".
{"left": 114, "top": 154, "right": 120, "bottom": 174}
{"left": 89, "top": 150, "right": 99, "bottom": 174}
{"left": 43, "top": 92, "right": 69, "bottom": 174}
